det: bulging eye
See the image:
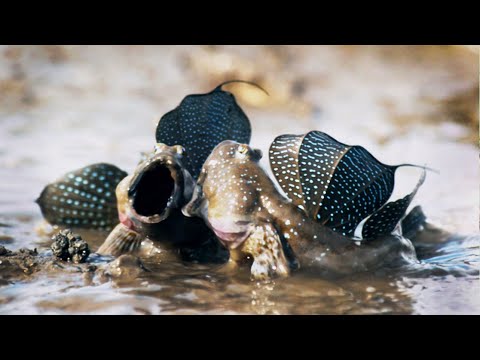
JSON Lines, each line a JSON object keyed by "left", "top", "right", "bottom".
{"left": 174, "top": 145, "right": 186, "bottom": 156}
{"left": 237, "top": 144, "right": 249, "bottom": 155}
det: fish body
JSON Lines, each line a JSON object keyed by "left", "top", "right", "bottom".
{"left": 95, "top": 144, "right": 227, "bottom": 262}
{"left": 37, "top": 82, "right": 254, "bottom": 261}
{"left": 183, "top": 136, "right": 425, "bottom": 279}
{"left": 96, "top": 144, "right": 192, "bottom": 253}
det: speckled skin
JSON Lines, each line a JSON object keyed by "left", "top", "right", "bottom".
{"left": 98, "top": 144, "right": 215, "bottom": 257}
{"left": 156, "top": 82, "right": 252, "bottom": 179}
{"left": 183, "top": 141, "right": 418, "bottom": 279}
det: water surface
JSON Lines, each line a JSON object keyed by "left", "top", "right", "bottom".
{"left": 0, "top": 45, "right": 478, "bottom": 314}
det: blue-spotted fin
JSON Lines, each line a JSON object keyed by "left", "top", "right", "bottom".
{"left": 183, "top": 136, "right": 429, "bottom": 280}
{"left": 94, "top": 144, "right": 227, "bottom": 262}
{"left": 156, "top": 80, "right": 267, "bottom": 179}
{"left": 36, "top": 145, "right": 209, "bottom": 258}
{"left": 269, "top": 131, "right": 430, "bottom": 239}
{"left": 36, "top": 163, "right": 127, "bottom": 231}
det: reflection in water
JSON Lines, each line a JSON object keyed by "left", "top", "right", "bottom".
{"left": 0, "top": 229, "right": 478, "bottom": 314}
{"left": 0, "top": 45, "right": 479, "bottom": 314}
{"left": 251, "top": 281, "right": 279, "bottom": 315}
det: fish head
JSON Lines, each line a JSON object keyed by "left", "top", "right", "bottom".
{"left": 118, "top": 143, "right": 194, "bottom": 230}
{"left": 183, "top": 140, "right": 265, "bottom": 249}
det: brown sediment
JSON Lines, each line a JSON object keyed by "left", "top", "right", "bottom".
{"left": 51, "top": 229, "right": 90, "bottom": 264}
{"left": 438, "top": 85, "right": 479, "bottom": 143}
{"left": 378, "top": 46, "right": 478, "bottom": 144}
{"left": 98, "top": 255, "right": 149, "bottom": 284}
{"left": 0, "top": 246, "right": 43, "bottom": 279}
{"left": 0, "top": 245, "right": 147, "bottom": 286}
{"left": 0, "top": 235, "right": 14, "bottom": 244}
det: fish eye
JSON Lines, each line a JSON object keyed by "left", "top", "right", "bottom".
{"left": 237, "top": 144, "right": 249, "bottom": 155}
{"left": 174, "top": 145, "right": 186, "bottom": 156}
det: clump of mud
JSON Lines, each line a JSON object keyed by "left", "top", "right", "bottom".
{"left": 98, "top": 255, "right": 149, "bottom": 283}
{"left": 51, "top": 229, "right": 90, "bottom": 264}
{"left": 1, "top": 228, "right": 147, "bottom": 285}
{"left": 0, "top": 246, "right": 41, "bottom": 279}
{"left": 0, "top": 243, "right": 148, "bottom": 286}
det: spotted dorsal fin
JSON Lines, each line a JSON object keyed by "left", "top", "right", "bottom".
{"left": 156, "top": 83, "right": 252, "bottom": 179}
{"left": 361, "top": 170, "right": 426, "bottom": 239}
{"left": 269, "top": 131, "right": 427, "bottom": 237}
{"left": 268, "top": 134, "right": 305, "bottom": 208}
{"left": 36, "top": 163, "right": 127, "bottom": 231}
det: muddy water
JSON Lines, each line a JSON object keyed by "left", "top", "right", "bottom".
{"left": 0, "top": 45, "right": 479, "bottom": 314}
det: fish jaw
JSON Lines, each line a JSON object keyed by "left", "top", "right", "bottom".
{"left": 116, "top": 175, "right": 140, "bottom": 232}
{"left": 119, "top": 211, "right": 135, "bottom": 230}
{"left": 208, "top": 218, "right": 253, "bottom": 249}
{"left": 126, "top": 149, "right": 189, "bottom": 225}
{"left": 211, "top": 228, "right": 250, "bottom": 249}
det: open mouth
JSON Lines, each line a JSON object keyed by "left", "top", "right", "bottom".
{"left": 212, "top": 228, "right": 250, "bottom": 249}
{"left": 209, "top": 219, "right": 252, "bottom": 249}
{"left": 129, "top": 161, "right": 175, "bottom": 220}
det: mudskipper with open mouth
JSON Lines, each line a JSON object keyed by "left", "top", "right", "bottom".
{"left": 36, "top": 81, "right": 264, "bottom": 262}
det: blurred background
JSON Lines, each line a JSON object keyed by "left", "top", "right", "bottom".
{"left": 0, "top": 45, "right": 478, "bottom": 234}
{"left": 0, "top": 45, "right": 478, "bottom": 315}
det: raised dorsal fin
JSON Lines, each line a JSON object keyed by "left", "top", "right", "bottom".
{"left": 269, "top": 134, "right": 305, "bottom": 208}
{"left": 156, "top": 82, "right": 252, "bottom": 179}
{"left": 36, "top": 163, "right": 127, "bottom": 231}
{"left": 269, "top": 130, "right": 427, "bottom": 237}
{"left": 361, "top": 170, "right": 426, "bottom": 239}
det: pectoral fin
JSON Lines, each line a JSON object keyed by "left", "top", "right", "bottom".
{"left": 242, "top": 223, "right": 290, "bottom": 280}
{"left": 97, "top": 223, "right": 144, "bottom": 256}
